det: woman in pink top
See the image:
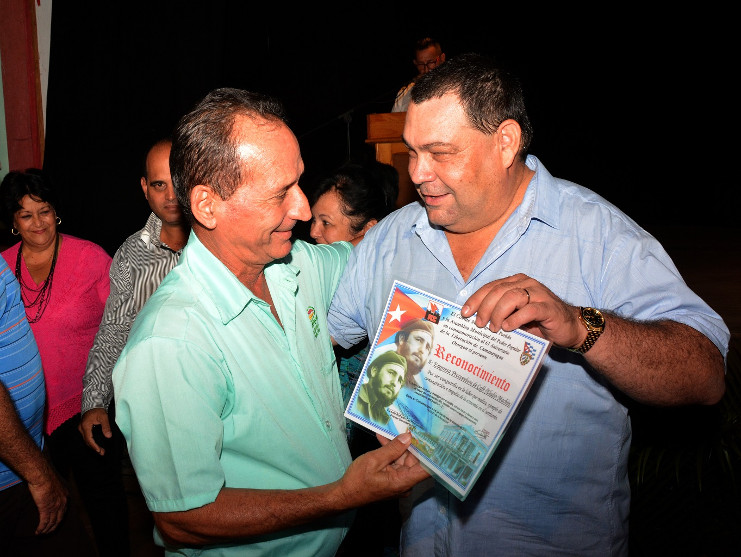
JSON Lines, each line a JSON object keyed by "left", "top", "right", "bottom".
{"left": 0, "top": 169, "right": 129, "bottom": 556}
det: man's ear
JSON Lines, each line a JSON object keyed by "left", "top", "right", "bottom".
{"left": 190, "top": 185, "right": 218, "bottom": 230}
{"left": 497, "top": 119, "right": 522, "bottom": 169}
{"left": 140, "top": 177, "right": 149, "bottom": 200}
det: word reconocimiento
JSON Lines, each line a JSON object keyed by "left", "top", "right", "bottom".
{"left": 433, "top": 344, "right": 511, "bottom": 391}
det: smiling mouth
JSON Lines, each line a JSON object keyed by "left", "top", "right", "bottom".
{"left": 421, "top": 192, "right": 449, "bottom": 205}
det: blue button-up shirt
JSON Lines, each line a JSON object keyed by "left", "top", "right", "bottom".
{"left": 328, "top": 155, "right": 729, "bottom": 556}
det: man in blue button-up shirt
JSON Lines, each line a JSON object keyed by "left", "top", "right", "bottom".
{"left": 328, "top": 53, "right": 729, "bottom": 556}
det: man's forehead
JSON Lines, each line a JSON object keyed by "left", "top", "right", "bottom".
{"left": 148, "top": 141, "right": 171, "bottom": 160}
{"left": 232, "top": 116, "right": 302, "bottom": 181}
{"left": 234, "top": 142, "right": 262, "bottom": 165}
{"left": 416, "top": 45, "right": 441, "bottom": 62}
{"left": 382, "top": 363, "right": 405, "bottom": 375}
{"left": 146, "top": 143, "right": 171, "bottom": 169}
{"left": 404, "top": 93, "right": 469, "bottom": 146}
{"left": 411, "top": 330, "right": 433, "bottom": 343}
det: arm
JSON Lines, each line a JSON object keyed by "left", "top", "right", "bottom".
{"left": 80, "top": 248, "right": 135, "bottom": 454}
{"left": 0, "top": 383, "right": 68, "bottom": 534}
{"left": 462, "top": 274, "right": 726, "bottom": 406}
{"left": 153, "top": 433, "right": 428, "bottom": 546}
{"left": 114, "top": 311, "right": 429, "bottom": 548}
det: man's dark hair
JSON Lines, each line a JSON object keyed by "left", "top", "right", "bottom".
{"left": 170, "top": 88, "right": 288, "bottom": 222}
{"left": 414, "top": 37, "right": 442, "bottom": 55}
{"left": 411, "top": 52, "right": 533, "bottom": 157}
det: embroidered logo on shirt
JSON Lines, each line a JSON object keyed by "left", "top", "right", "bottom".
{"left": 307, "top": 306, "right": 320, "bottom": 338}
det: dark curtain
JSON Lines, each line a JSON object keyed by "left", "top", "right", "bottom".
{"left": 42, "top": 4, "right": 735, "bottom": 255}
{"left": 43, "top": 3, "right": 439, "bottom": 253}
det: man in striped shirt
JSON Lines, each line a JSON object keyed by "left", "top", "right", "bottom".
{"left": 79, "top": 137, "right": 189, "bottom": 451}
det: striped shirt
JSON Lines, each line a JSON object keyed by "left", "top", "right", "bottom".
{"left": 0, "top": 258, "right": 45, "bottom": 490}
{"left": 81, "top": 213, "right": 183, "bottom": 413}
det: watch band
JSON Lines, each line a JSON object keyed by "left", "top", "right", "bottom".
{"left": 571, "top": 329, "right": 601, "bottom": 354}
{"left": 569, "top": 307, "right": 605, "bottom": 354}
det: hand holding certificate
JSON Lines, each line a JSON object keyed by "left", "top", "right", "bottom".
{"left": 345, "top": 281, "right": 551, "bottom": 500}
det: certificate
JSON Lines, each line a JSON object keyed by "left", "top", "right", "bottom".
{"left": 345, "top": 280, "right": 551, "bottom": 500}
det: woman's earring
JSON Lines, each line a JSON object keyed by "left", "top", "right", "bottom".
{"left": 11, "top": 228, "right": 19, "bottom": 236}
{"left": 56, "top": 217, "right": 62, "bottom": 225}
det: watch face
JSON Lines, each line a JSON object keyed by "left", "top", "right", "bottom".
{"left": 582, "top": 307, "right": 605, "bottom": 328}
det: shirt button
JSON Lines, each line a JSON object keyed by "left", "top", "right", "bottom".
{"left": 325, "top": 420, "right": 332, "bottom": 430}
{"left": 460, "top": 289, "right": 468, "bottom": 297}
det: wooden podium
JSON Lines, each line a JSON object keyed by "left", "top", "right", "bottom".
{"left": 366, "top": 112, "right": 416, "bottom": 208}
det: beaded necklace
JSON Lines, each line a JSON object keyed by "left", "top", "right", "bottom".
{"left": 15, "top": 233, "right": 60, "bottom": 323}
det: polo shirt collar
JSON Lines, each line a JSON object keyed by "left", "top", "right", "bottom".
{"left": 183, "top": 232, "right": 300, "bottom": 325}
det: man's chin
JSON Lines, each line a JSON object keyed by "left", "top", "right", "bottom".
{"left": 269, "top": 237, "right": 294, "bottom": 259}
{"left": 378, "top": 395, "right": 396, "bottom": 406}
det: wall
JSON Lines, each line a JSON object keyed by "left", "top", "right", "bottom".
{"left": 0, "top": 0, "right": 52, "bottom": 182}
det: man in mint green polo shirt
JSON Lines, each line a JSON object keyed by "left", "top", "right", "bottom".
{"left": 111, "top": 88, "right": 429, "bottom": 557}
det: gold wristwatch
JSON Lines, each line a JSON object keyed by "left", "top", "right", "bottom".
{"left": 569, "top": 307, "right": 605, "bottom": 354}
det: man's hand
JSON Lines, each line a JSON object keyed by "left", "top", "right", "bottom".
{"left": 338, "top": 432, "right": 430, "bottom": 507}
{"left": 376, "top": 433, "right": 422, "bottom": 468}
{"left": 152, "top": 432, "right": 431, "bottom": 546}
{"left": 462, "top": 274, "right": 726, "bottom": 405}
{"left": 26, "top": 462, "right": 68, "bottom": 535}
{"left": 78, "top": 408, "right": 112, "bottom": 455}
{"left": 461, "top": 273, "right": 585, "bottom": 349}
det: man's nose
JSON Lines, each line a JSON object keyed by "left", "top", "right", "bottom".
{"left": 290, "top": 187, "right": 311, "bottom": 222}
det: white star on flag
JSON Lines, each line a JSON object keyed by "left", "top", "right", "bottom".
{"left": 388, "top": 304, "right": 406, "bottom": 323}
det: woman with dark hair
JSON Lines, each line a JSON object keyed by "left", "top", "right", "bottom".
{"left": 0, "top": 169, "right": 130, "bottom": 556}
{"left": 310, "top": 160, "right": 398, "bottom": 246}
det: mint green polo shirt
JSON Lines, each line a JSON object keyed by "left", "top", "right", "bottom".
{"left": 113, "top": 232, "right": 353, "bottom": 557}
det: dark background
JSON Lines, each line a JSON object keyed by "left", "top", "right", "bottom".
{"left": 35, "top": 4, "right": 736, "bottom": 256}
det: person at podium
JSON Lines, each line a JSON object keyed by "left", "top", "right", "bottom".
{"left": 391, "top": 37, "right": 445, "bottom": 113}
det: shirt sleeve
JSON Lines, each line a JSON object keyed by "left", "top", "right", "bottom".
{"left": 81, "top": 244, "right": 135, "bottom": 413}
{"left": 598, "top": 224, "right": 730, "bottom": 357}
{"left": 291, "top": 240, "right": 352, "bottom": 309}
{"left": 327, "top": 235, "right": 375, "bottom": 349}
{"left": 113, "top": 335, "right": 228, "bottom": 512}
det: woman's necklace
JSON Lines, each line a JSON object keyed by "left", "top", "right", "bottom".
{"left": 15, "top": 234, "right": 60, "bottom": 323}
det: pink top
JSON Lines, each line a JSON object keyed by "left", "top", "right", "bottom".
{"left": 2, "top": 234, "right": 111, "bottom": 434}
